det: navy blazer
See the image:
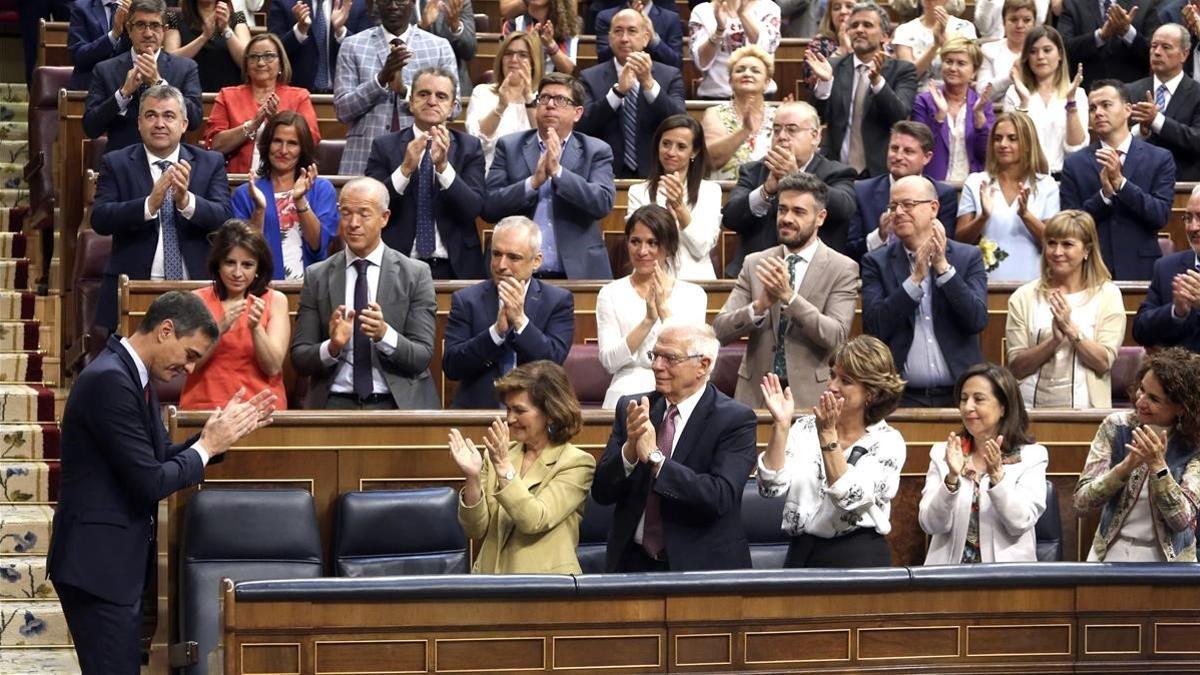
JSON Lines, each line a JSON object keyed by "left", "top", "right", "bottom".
{"left": 442, "top": 278, "right": 575, "bottom": 408}
{"left": 268, "top": 0, "right": 373, "bottom": 92}
{"left": 66, "top": 0, "right": 130, "bottom": 90}
{"left": 592, "top": 384, "right": 757, "bottom": 571}
{"left": 594, "top": 3, "right": 684, "bottom": 67}
{"left": 1060, "top": 138, "right": 1175, "bottom": 281}
{"left": 364, "top": 127, "right": 487, "bottom": 279}
{"left": 482, "top": 130, "right": 616, "bottom": 279}
{"left": 83, "top": 50, "right": 203, "bottom": 151}
{"left": 846, "top": 174, "right": 959, "bottom": 262}
{"left": 721, "top": 155, "right": 859, "bottom": 276}
{"left": 1058, "top": 0, "right": 1160, "bottom": 88}
{"left": 576, "top": 60, "right": 686, "bottom": 179}
{"left": 48, "top": 335, "right": 206, "bottom": 605}
{"left": 1134, "top": 250, "right": 1200, "bottom": 351}
{"left": 1125, "top": 75, "right": 1200, "bottom": 182}
{"left": 815, "top": 55, "right": 918, "bottom": 177}
{"left": 91, "top": 143, "right": 231, "bottom": 329}
{"left": 861, "top": 239, "right": 988, "bottom": 383}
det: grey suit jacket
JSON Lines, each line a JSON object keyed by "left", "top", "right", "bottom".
{"left": 711, "top": 241, "right": 860, "bottom": 410}
{"left": 290, "top": 245, "right": 440, "bottom": 408}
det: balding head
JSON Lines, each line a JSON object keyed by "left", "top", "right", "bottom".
{"left": 1151, "top": 24, "right": 1190, "bottom": 79}
{"left": 888, "top": 175, "right": 940, "bottom": 247}
{"left": 609, "top": 8, "right": 650, "bottom": 61}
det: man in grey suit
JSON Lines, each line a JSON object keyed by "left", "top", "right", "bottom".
{"left": 333, "top": 0, "right": 457, "bottom": 175}
{"left": 713, "top": 172, "right": 859, "bottom": 410}
{"left": 482, "top": 72, "right": 616, "bottom": 280}
{"left": 291, "top": 177, "right": 439, "bottom": 409}
{"left": 412, "top": 0, "right": 477, "bottom": 95}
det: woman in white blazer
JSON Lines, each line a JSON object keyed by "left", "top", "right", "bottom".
{"left": 919, "top": 363, "right": 1048, "bottom": 564}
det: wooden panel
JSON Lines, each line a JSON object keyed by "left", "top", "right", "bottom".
{"left": 857, "top": 625, "right": 960, "bottom": 660}
{"left": 673, "top": 632, "right": 733, "bottom": 667}
{"left": 1154, "top": 623, "right": 1200, "bottom": 654}
{"left": 552, "top": 633, "right": 663, "bottom": 670}
{"left": 435, "top": 636, "right": 545, "bottom": 671}
{"left": 743, "top": 628, "right": 850, "bottom": 664}
{"left": 966, "top": 623, "right": 1073, "bottom": 657}
{"left": 39, "top": 20, "right": 72, "bottom": 68}
{"left": 314, "top": 639, "right": 428, "bottom": 674}
{"left": 1083, "top": 624, "right": 1142, "bottom": 656}
{"left": 241, "top": 643, "right": 300, "bottom": 675}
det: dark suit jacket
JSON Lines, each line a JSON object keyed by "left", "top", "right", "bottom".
{"left": 67, "top": 0, "right": 129, "bottom": 90}
{"left": 1058, "top": 0, "right": 1160, "bottom": 88}
{"left": 364, "top": 127, "right": 487, "bottom": 279}
{"left": 591, "top": 383, "right": 757, "bottom": 572}
{"left": 815, "top": 55, "right": 918, "bottom": 178}
{"left": 720, "top": 155, "right": 859, "bottom": 276}
{"left": 1060, "top": 138, "right": 1175, "bottom": 280}
{"left": 861, "top": 239, "right": 988, "bottom": 383}
{"left": 268, "top": 0, "right": 372, "bottom": 92}
{"left": 1133, "top": 250, "right": 1200, "bottom": 351}
{"left": 442, "top": 278, "right": 575, "bottom": 408}
{"left": 91, "top": 143, "right": 231, "bottom": 329}
{"left": 594, "top": 3, "right": 684, "bottom": 67}
{"left": 577, "top": 60, "right": 686, "bottom": 179}
{"left": 482, "top": 130, "right": 616, "bottom": 279}
{"left": 585, "top": 0, "right": 678, "bottom": 34}
{"left": 47, "top": 335, "right": 205, "bottom": 605}
{"left": 83, "top": 50, "right": 203, "bottom": 151}
{"left": 846, "top": 174, "right": 959, "bottom": 262}
{"left": 1125, "top": 75, "right": 1200, "bottom": 181}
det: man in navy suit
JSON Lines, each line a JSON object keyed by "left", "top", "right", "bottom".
{"left": 578, "top": 9, "right": 685, "bottom": 180}
{"left": 48, "top": 291, "right": 275, "bottom": 675}
{"left": 847, "top": 121, "right": 959, "bottom": 262}
{"left": 483, "top": 72, "right": 616, "bottom": 280}
{"left": 1134, "top": 185, "right": 1200, "bottom": 351}
{"left": 595, "top": 0, "right": 683, "bottom": 67}
{"left": 365, "top": 66, "right": 486, "bottom": 279}
{"left": 268, "top": 0, "right": 372, "bottom": 93}
{"left": 91, "top": 84, "right": 231, "bottom": 330}
{"left": 443, "top": 216, "right": 575, "bottom": 408}
{"left": 67, "top": 0, "right": 131, "bottom": 91}
{"left": 586, "top": 0, "right": 678, "bottom": 34}
{"left": 861, "top": 175, "right": 988, "bottom": 407}
{"left": 1058, "top": 0, "right": 1161, "bottom": 89}
{"left": 82, "top": 0, "right": 202, "bottom": 152}
{"left": 1061, "top": 79, "right": 1176, "bottom": 281}
{"left": 1125, "top": 24, "right": 1200, "bottom": 181}
{"left": 593, "top": 324, "right": 756, "bottom": 572}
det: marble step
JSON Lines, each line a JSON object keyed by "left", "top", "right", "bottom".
{"left": 0, "top": 190, "right": 29, "bottom": 209}
{"left": 0, "top": 647, "right": 80, "bottom": 675}
{"left": 0, "top": 600, "right": 71, "bottom": 647}
{"left": 0, "top": 504, "right": 54, "bottom": 555}
{"left": 0, "top": 461, "right": 56, "bottom": 504}
{"left": 0, "top": 425, "right": 59, "bottom": 461}
{"left": 0, "top": 557, "right": 54, "bottom": 600}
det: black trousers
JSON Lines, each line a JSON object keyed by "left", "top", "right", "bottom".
{"left": 617, "top": 544, "right": 670, "bottom": 572}
{"left": 901, "top": 385, "right": 956, "bottom": 408}
{"left": 784, "top": 528, "right": 892, "bottom": 568}
{"left": 54, "top": 581, "right": 143, "bottom": 675}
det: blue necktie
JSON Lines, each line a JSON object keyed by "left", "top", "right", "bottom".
{"left": 621, "top": 82, "right": 640, "bottom": 172}
{"left": 1156, "top": 83, "right": 1168, "bottom": 111}
{"left": 153, "top": 160, "right": 183, "bottom": 280}
{"left": 312, "top": 0, "right": 331, "bottom": 91}
{"left": 772, "top": 254, "right": 803, "bottom": 379}
{"left": 501, "top": 336, "right": 518, "bottom": 375}
{"left": 414, "top": 143, "right": 436, "bottom": 258}
{"left": 532, "top": 142, "right": 561, "bottom": 272}
{"left": 351, "top": 258, "right": 373, "bottom": 399}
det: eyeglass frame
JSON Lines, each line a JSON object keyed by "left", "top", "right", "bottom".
{"left": 647, "top": 351, "right": 704, "bottom": 366}
{"left": 1182, "top": 212, "right": 1200, "bottom": 225}
{"left": 887, "top": 199, "right": 935, "bottom": 212}
{"left": 245, "top": 52, "right": 280, "bottom": 63}
{"left": 535, "top": 93, "right": 578, "bottom": 108}
{"left": 129, "top": 19, "right": 165, "bottom": 32}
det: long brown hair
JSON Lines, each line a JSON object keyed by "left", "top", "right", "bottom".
{"left": 647, "top": 115, "right": 707, "bottom": 209}
{"left": 985, "top": 111, "right": 1048, "bottom": 185}
{"left": 206, "top": 219, "right": 273, "bottom": 299}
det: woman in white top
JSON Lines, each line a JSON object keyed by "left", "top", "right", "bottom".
{"left": 465, "top": 31, "right": 541, "bottom": 170}
{"left": 701, "top": 45, "right": 777, "bottom": 181}
{"left": 973, "top": 0, "right": 1049, "bottom": 39}
{"left": 1006, "top": 210, "right": 1126, "bottom": 409}
{"left": 977, "top": 0, "right": 1039, "bottom": 104}
{"left": 758, "top": 335, "right": 907, "bottom": 567}
{"left": 892, "top": 0, "right": 978, "bottom": 81}
{"left": 689, "top": 0, "right": 781, "bottom": 99}
{"left": 501, "top": 0, "right": 579, "bottom": 75}
{"left": 920, "top": 363, "right": 1049, "bottom": 564}
{"left": 1003, "top": 25, "right": 1086, "bottom": 173}
{"left": 596, "top": 205, "right": 708, "bottom": 409}
{"left": 956, "top": 111, "right": 1059, "bottom": 282}
{"left": 627, "top": 116, "right": 722, "bottom": 281}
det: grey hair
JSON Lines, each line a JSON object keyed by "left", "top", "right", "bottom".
{"left": 494, "top": 216, "right": 542, "bottom": 254}
{"left": 341, "top": 177, "right": 390, "bottom": 213}
{"left": 663, "top": 324, "right": 720, "bottom": 365}
{"left": 410, "top": 65, "right": 459, "bottom": 102}
{"left": 128, "top": 0, "right": 167, "bottom": 16}
{"left": 777, "top": 100, "right": 821, "bottom": 129}
{"left": 850, "top": 1, "right": 891, "bottom": 35}
{"left": 1190, "top": 183, "right": 1200, "bottom": 200}
{"left": 139, "top": 84, "right": 188, "bottom": 123}
{"left": 1159, "top": 23, "right": 1193, "bottom": 54}
{"left": 894, "top": 174, "right": 937, "bottom": 200}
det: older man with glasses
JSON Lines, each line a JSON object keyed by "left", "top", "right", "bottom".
{"left": 1134, "top": 185, "right": 1200, "bottom": 353}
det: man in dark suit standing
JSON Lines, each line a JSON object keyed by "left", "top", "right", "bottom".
{"left": 67, "top": 0, "right": 132, "bottom": 91}
{"left": 808, "top": 1, "right": 917, "bottom": 178}
{"left": 82, "top": 0, "right": 202, "bottom": 152}
{"left": 291, "top": 177, "right": 440, "bottom": 409}
{"left": 443, "top": 216, "right": 575, "bottom": 408}
{"left": 721, "top": 101, "right": 858, "bottom": 276}
{"left": 578, "top": 8, "right": 686, "bottom": 179}
{"left": 268, "top": 0, "right": 372, "bottom": 93}
{"left": 592, "top": 324, "right": 757, "bottom": 572}
{"left": 91, "top": 84, "right": 231, "bottom": 331}
{"left": 48, "top": 291, "right": 275, "bottom": 675}
{"left": 365, "top": 66, "right": 486, "bottom": 279}
{"left": 1061, "top": 80, "right": 1176, "bottom": 281}
{"left": 1125, "top": 24, "right": 1200, "bottom": 181}
{"left": 1134, "top": 185, "right": 1200, "bottom": 351}
{"left": 595, "top": 0, "right": 683, "bottom": 67}
{"left": 1058, "top": 0, "right": 1160, "bottom": 89}
{"left": 483, "top": 72, "right": 616, "bottom": 280}
{"left": 861, "top": 175, "right": 988, "bottom": 407}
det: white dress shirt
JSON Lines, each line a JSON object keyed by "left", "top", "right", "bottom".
{"left": 293, "top": 0, "right": 349, "bottom": 45}
{"left": 318, "top": 242, "right": 402, "bottom": 394}
{"left": 388, "top": 125, "right": 459, "bottom": 260}
{"left": 1136, "top": 70, "right": 1185, "bottom": 137}
{"left": 142, "top": 144, "right": 196, "bottom": 280}
{"left": 120, "top": 337, "right": 209, "bottom": 464}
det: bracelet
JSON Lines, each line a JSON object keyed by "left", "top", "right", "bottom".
{"left": 242, "top": 121, "right": 255, "bottom": 139}
{"left": 709, "top": 32, "right": 723, "bottom": 46}
{"left": 1065, "top": 100, "right": 1077, "bottom": 110}
{"left": 944, "top": 475, "right": 960, "bottom": 490}
{"left": 295, "top": 204, "right": 310, "bottom": 213}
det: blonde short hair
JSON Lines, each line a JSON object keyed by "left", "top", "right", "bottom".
{"left": 727, "top": 44, "right": 775, "bottom": 79}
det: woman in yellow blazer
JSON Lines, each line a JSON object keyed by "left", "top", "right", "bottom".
{"left": 450, "top": 361, "right": 596, "bottom": 574}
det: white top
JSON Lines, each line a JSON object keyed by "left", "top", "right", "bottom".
{"left": 1017, "top": 287, "right": 1105, "bottom": 408}
{"left": 1002, "top": 86, "right": 1089, "bottom": 172}
{"left": 892, "top": 16, "right": 977, "bottom": 81}
{"left": 232, "top": 0, "right": 264, "bottom": 27}
{"left": 945, "top": 105, "right": 970, "bottom": 183}
{"left": 596, "top": 276, "right": 708, "bottom": 408}
{"left": 756, "top": 415, "right": 907, "bottom": 538}
{"left": 273, "top": 190, "right": 305, "bottom": 280}
{"left": 506, "top": 16, "right": 579, "bottom": 73}
{"left": 978, "top": 40, "right": 1019, "bottom": 103}
{"left": 688, "top": 1, "right": 782, "bottom": 98}
{"left": 627, "top": 180, "right": 722, "bottom": 281}
{"left": 465, "top": 82, "right": 534, "bottom": 172}
{"left": 957, "top": 171, "right": 1060, "bottom": 282}
{"left": 973, "top": 0, "right": 1050, "bottom": 39}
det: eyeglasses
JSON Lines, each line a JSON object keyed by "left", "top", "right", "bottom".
{"left": 246, "top": 53, "right": 280, "bottom": 63}
{"left": 130, "top": 20, "right": 164, "bottom": 32}
{"left": 536, "top": 94, "right": 577, "bottom": 108}
{"left": 502, "top": 50, "right": 532, "bottom": 60}
{"left": 647, "top": 352, "right": 703, "bottom": 366}
{"left": 771, "top": 124, "right": 816, "bottom": 136}
{"left": 1183, "top": 213, "right": 1200, "bottom": 224}
{"left": 887, "top": 199, "right": 934, "bottom": 212}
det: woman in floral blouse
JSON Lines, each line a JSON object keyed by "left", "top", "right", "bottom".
{"left": 700, "top": 45, "right": 776, "bottom": 181}
{"left": 920, "top": 363, "right": 1048, "bottom": 564}
{"left": 1075, "top": 348, "right": 1200, "bottom": 562}
{"left": 757, "top": 335, "right": 907, "bottom": 567}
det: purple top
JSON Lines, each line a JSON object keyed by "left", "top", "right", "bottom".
{"left": 911, "top": 86, "right": 994, "bottom": 181}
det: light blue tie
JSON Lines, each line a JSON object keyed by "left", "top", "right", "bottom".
{"left": 1156, "top": 83, "right": 1168, "bottom": 111}
{"left": 312, "top": 0, "right": 331, "bottom": 91}
{"left": 153, "top": 160, "right": 183, "bottom": 280}
{"left": 621, "top": 82, "right": 640, "bottom": 172}
{"left": 532, "top": 142, "right": 561, "bottom": 272}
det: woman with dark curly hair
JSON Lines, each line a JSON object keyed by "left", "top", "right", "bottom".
{"left": 501, "top": 0, "right": 579, "bottom": 75}
{"left": 1075, "top": 347, "right": 1200, "bottom": 562}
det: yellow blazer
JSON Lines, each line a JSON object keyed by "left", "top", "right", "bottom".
{"left": 457, "top": 441, "right": 596, "bottom": 574}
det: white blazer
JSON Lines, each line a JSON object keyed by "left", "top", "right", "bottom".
{"left": 919, "top": 442, "right": 1048, "bottom": 565}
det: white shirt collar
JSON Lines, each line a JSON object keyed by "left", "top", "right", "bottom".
{"left": 639, "top": 0, "right": 654, "bottom": 13}
{"left": 119, "top": 337, "right": 150, "bottom": 389}
{"left": 1103, "top": 132, "right": 1133, "bottom": 156}
{"left": 668, "top": 381, "right": 708, "bottom": 419}
{"left": 383, "top": 23, "right": 414, "bottom": 44}
{"left": 145, "top": 143, "right": 181, "bottom": 166}
{"left": 1154, "top": 70, "right": 1185, "bottom": 97}
{"left": 345, "top": 241, "right": 386, "bottom": 269}
{"left": 130, "top": 48, "right": 162, "bottom": 61}
{"left": 785, "top": 236, "right": 820, "bottom": 262}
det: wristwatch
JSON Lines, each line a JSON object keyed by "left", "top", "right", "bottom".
{"left": 648, "top": 450, "right": 665, "bottom": 465}
{"left": 503, "top": 467, "right": 516, "bottom": 481}
{"left": 820, "top": 440, "right": 840, "bottom": 453}
{"left": 1156, "top": 467, "right": 1170, "bottom": 479}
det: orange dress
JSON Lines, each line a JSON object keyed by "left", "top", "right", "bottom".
{"left": 180, "top": 286, "right": 288, "bottom": 410}
{"left": 202, "top": 84, "right": 322, "bottom": 175}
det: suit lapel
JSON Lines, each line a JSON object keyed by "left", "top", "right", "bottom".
{"left": 494, "top": 443, "right": 566, "bottom": 552}
{"left": 669, "top": 385, "right": 713, "bottom": 466}
{"left": 889, "top": 241, "right": 910, "bottom": 289}
{"left": 522, "top": 133, "right": 541, "bottom": 176}
{"left": 375, "top": 247, "right": 398, "bottom": 307}
{"left": 132, "top": 145, "right": 155, "bottom": 197}
{"left": 524, "top": 278, "right": 544, "bottom": 323}
{"left": 327, "top": 251, "right": 347, "bottom": 315}
{"left": 561, "top": 134, "right": 581, "bottom": 173}
{"left": 795, "top": 241, "right": 826, "bottom": 302}
{"left": 109, "top": 336, "right": 165, "bottom": 459}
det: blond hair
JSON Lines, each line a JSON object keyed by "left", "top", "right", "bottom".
{"left": 1037, "top": 210, "right": 1112, "bottom": 297}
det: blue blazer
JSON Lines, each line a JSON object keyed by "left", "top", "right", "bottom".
{"left": 230, "top": 176, "right": 339, "bottom": 279}
{"left": 592, "top": 384, "right": 757, "bottom": 572}
{"left": 364, "top": 127, "right": 487, "bottom": 279}
{"left": 66, "top": 0, "right": 130, "bottom": 90}
{"left": 268, "top": 0, "right": 373, "bottom": 92}
{"left": 48, "top": 335, "right": 207, "bottom": 605}
{"left": 442, "top": 278, "right": 575, "bottom": 408}
{"left": 91, "top": 143, "right": 231, "bottom": 329}
{"left": 483, "top": 130, "right": 615, "bottom": 279}
{"left": 576, "top": 60, "right": 686, "bottom": 179}
{"left": 1060, "top": 138, "right": 1175, "bottom": 281}
{"left": 594, "top": 3, "right": 683, "bottom": 67}
{"left": 846, "top": 174, "right": 959, "bottom": 262}
{"left": 83, "top": 50, "right": 203, "bottom": 151}
{"left": 1133, "top": 250, "right": 1200, "bottom": 352}
{"left": 861, "top": 238, "right": 988, "bottom": 382}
